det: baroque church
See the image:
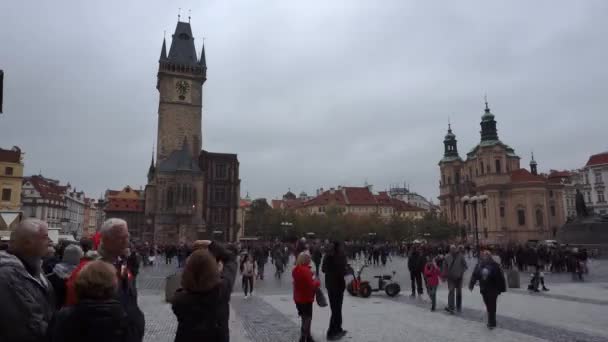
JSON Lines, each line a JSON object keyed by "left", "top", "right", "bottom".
{"left": 144, "top": 20, "right": 240, "bottom": 244}
{"left": 438, "top": 100, "right": 566, "bottom": 244}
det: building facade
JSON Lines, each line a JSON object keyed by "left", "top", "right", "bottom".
{"left": 82, "top": 198, "right": 98, "bottom": 238}
{"left": 144, "top": 20, "right": 240, "bottom": 244}
{"left": 64, "top": 189, "right": 85, "bottom": 237}
{"left": 0, "top": 147, "right": 23, "bottom": 233}
{"left": 438, "top": 101, "right": 566, "bottom": 244}
{"left": 389, "top": 186, "right": 434, "bottom": 210}
{"left": 104, "top": 186, "right": 147, "bottom": 242}
{"left": 579, "top": 152, "right": 608, "bottom": 215}
{"left": 21, "top": 175, "right": 68, "bottom": 230}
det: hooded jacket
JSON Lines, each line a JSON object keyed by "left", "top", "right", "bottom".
{"left": 171, "top": 242, "right": 237, "bottom": 342}
{"left": 49, "top": 299, "right": 137, "bottom": 342}
{"left": 0, "top": 250, "right": 56, "bottom": 342}
{"left": 293, "top": 264, "right": 320, "bottom": 303}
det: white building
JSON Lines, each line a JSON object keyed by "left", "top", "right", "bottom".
{"left": 65, "top": 189, "right": 85, "bottom": 237}
{"left": 580, "top": 152, "right": 608, "bottom": 215}
{"left": 388, "top": 186, "right": 433, "bottom": 211}
{"left": 21, "top": 175, "right": 87, "bottom": 236}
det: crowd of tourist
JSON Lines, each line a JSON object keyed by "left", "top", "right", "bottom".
{"left": 0, "top": 219, "right": 600, "bottom": 342}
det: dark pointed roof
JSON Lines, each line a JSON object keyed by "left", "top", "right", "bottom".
{"left": 160, "top": 38, "right": 167, "bottom": 60}
{"left": 199, "top": 44, "right": 206, "bottom": 67}
{"left": 168, "top": 21, "right": 198, "bottom": 66}
{"left": 157, "top": 137, "right": 201, "bottom": 173}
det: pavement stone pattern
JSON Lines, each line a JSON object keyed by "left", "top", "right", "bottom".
{"left": 138, "top": 257, "right": 608, "bottom": 342}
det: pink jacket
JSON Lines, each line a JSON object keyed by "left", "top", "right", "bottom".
{"left": 424, "top": 263, "right": 441, "bottom": 287}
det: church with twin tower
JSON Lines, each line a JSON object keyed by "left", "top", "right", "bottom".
{"left": 144, "top": 20, "right": 240, "bottom": 244}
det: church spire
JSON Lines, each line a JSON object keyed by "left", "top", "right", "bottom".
{"left": 480, "top": 96, "right": 499, "bottom": 142}
{"left": 199, "top": 43, "right": 206, "bottom": 67}
{"left": 443, "top": 122, "right": 459, "bottom": 158}
{"left": 530, "top": 151, "right": 538, "bottom": 175}
{"left": 160, "top": 37, "right": 167, "bottom": 60}
{"left": 147, "top": 145, "right": 156, "bottom": 182}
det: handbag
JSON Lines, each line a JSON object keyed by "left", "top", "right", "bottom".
{"left": 315, "top": 287, "right": 328, "bottom": 307}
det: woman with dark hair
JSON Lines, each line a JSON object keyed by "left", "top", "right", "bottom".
{"left": 240, "top": 254, "right": 256, "bottom": 298}
{"left": 50, "top": 260, "right": 137, "bottom": 342}
{"left": 171, "top": 240, "right": 237, "bottom": 342}
{"left": 322, "top": 241, "right": 348, "bottom": 340}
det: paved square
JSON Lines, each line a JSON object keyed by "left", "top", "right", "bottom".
{"left": 139, "top": 258, "right": 608, "bottom": 342}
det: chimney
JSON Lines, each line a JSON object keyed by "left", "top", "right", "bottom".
{"left": 330, "top": 188, "right": 335, "bottom": 194}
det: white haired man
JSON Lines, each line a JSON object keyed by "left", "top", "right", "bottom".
{"left": 0, "top": 218, "right": 56, "bottom": 342}
{"left": 65, "top": 218, "right": 145, "bottom": 341}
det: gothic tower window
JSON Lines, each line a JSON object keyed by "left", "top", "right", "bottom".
{"left": 495, "top": 159, "right": 501, "bottom": 174}
{"left": 481, "top": 162, "right": 485, "bottom": 175}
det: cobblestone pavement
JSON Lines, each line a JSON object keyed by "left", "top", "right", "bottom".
{"left": 139, "top": 258, "right": 608, "bottom": 342}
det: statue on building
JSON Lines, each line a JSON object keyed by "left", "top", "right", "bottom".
{"left": 575, "top": 189, "right": 588, "bottom": 218}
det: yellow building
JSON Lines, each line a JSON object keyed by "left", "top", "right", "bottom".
{"left": 438, "top": 101, "right": 565, "bottom": 244}
{"left": 0, "top": 147, "right": 24, "bottom": 233}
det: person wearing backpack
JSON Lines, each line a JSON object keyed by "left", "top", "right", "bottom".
{"left": 442, "top": 245, "right": 467, "bottom": 314}
{"left": 469, "top": 250, "right": 507, "bottom": 329}
{"left": 172, "top": 240, "right": 237, "bottom": 342}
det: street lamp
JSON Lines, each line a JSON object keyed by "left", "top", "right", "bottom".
{"left": 462, "top": 194, "right": 487, "bottom": 258}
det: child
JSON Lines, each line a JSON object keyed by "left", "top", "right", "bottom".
{"left": 423, "top": 256, "right": 441, "bottom": 311}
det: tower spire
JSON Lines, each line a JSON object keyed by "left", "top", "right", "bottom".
{"left": 480, "top": 95, "right": 498, "bottom": 141}
{"left": 530, "top": 151, "right": 538, "bottom": 175}
{"left": 200, "top": 40, "right": 206, "bottom": 67}
{"left": 160, "top": 36, "right": 167, "bottom": 60}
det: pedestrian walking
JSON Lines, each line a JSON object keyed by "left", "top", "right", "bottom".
{"left": 423, "top": 256, "right": 441, "bottom": 311}
{"left": 47, "top": 244, "right": 83, "bottom": 309}
{"left": 311, "top": 244, "right": 323, "bottom": 278}
{"left": 171, "top": 240, "right": 237, "bottom": 342}
{"left": 293, "top": 252, "right": 321, "bottom": 342}
{"left": 442, "top": 245, "right": 467, "bottom": 313}
{"left": 50, "top": 260, "right": 138, "bottom": 342}
{"left": 469, "top": 250, "right": 506, "bottom": 329}
{"left": 322, "top": 241, "right": 348, "bottom": 341}
{"left": 0, "top": 219, "right": 56, "bottom": 342}
{"left": 408, "top": 245, "right": 425, "bottom": 297}
{"left": 241, "top": 254, "right": 256, "bottom": 298}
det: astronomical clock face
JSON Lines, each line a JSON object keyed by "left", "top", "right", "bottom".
{"left": 175, "top": 80, "right": 191, "bottom": 101}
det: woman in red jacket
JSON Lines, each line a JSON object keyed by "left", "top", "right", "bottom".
{"left": 293, "top": 252, "right": 320, "bottom": 342}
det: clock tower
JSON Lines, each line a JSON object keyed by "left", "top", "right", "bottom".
{"left": 156, "top": 21, "right": 207, "bottom": 162}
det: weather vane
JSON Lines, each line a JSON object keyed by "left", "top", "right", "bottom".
{"left": 188, "top": 9, "right": 191, "bottom": 23}
{"left": 178, "top": 8, "right": 181, "bottom": 21}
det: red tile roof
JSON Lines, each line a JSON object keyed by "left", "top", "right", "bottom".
{"left": 303, "top": 189, "right": 347, "bottom": 207}
{"left": 585, "top": 152, "right": 608, "bottom": 167}
{"left": 104, "top": 198, "right": 143, "bottom": 212}
{"left": 390, "top": 198, "right": 426, "bottom": 212}
{"left": 24, "top": 175, "right": 67, "bottom": 202}
{"left": 344, "top": 187, "right": 377, "bottom": 205}
{"left": 548, "top": 170, "right": 572, "bottom": 179}
{"left": 375, "top": 191, "right": 392, "bottom": 205}
{"left": 240, "top": 199, "right": 252, "bottom": 208}
{"left": 0, "top": 148, "right": 21, "bottom": 163}
{"left": 510, "top": 169, "right": 546, "bottom": 183}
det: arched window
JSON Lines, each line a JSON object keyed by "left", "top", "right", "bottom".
{"left": 536, "top": 209, "right": 543, "bottom": 226}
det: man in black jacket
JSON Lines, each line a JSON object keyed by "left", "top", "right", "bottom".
{"left": 469, "top": 250, "right": 507, "bottom": 329}
{"left": 0, "top": 218, "right": 56, "bottom": 342}
{"left": 408, "top": 245, "right": 425, "bottom": 297}
{"left": 322, "top": 241, "right": 348, "bottom": 341}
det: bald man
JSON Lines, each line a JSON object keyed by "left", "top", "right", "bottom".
{"left": 0, "top": 218, "right": 56, "bottom": 342}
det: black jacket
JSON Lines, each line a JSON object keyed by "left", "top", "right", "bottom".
{"left": 49, "top": 299, "right": 137, "bottom": 342}
{"left": 469, "top": 259, "right": 506, "bottom": 295}
{"left": 322, "top": 249, "right": 348, "bottom": 291}
{"left": 408, "top": 250, "right": 425, "bottom": 273}
{"left": 0, "top": 251, "right": 56, "bottom": 342}
{"left": 172, "top": 242, "right": 237, "bottom": 342}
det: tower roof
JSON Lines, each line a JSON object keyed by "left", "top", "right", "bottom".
{"left": 199, "top": 44, "right": 206, "bottom": 67}
{"left": 168, "top": 21, "right": 199, "bottom": 66}
{"left": 160, "top": 38, "right": 167, "bottom": 60}
{"left": 530, "top": 152, "right": 537, "bottom": 165}
{"left": 481, "top": 98, "right": 495, "bottom": 121}
{"left": 444, "top": 123, "right": 456, "bottom": 141}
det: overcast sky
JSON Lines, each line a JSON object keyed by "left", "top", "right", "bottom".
{"left": 1, "top": 0, "right": 607, "bottom": 202}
